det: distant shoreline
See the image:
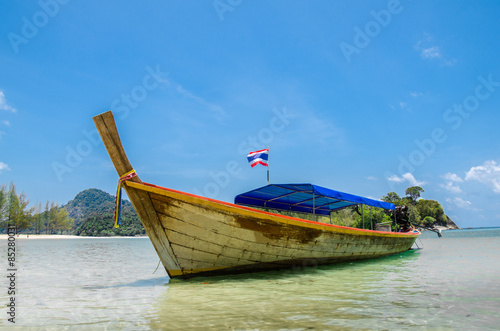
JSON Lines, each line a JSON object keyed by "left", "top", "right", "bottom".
{"left": 432, "top": 226, "right": 457, "bottom": 231}
{"left": 0, "top": 234, "right": 148, "bottom": 240}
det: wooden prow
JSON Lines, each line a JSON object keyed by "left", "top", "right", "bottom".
{"left": 93, "top": 110, "right": 181, "bottom": 277}
{"left": 92, "top": 110, "right": 141, "bottom": 182}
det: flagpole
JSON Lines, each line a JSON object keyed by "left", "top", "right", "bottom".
{"left": 267, "top": 146, "right": 270, "bottom": 184}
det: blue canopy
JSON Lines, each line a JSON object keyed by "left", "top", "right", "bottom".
{"left": 234, "top": 183, "right": 395, "bottom": 216}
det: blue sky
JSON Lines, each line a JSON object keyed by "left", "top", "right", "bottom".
{"left": 1, "top": 0, "right": 500, "bottom": 227}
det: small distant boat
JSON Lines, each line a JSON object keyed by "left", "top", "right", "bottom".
{"left": 93, "top": 111, "right": 419, "bottom": 279}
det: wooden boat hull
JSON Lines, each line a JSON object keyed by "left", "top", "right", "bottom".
{"left": 125, "top": 181, "right": 418, "bottom": 278}
{"left": 93, "top": 111, "right": 419, "bottom": 279}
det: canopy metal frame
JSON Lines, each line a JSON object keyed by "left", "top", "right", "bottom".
{"left": 235, "top": 183, "right": 395, "bottom": 217}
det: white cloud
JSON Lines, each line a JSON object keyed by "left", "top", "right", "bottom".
{"left": 388, "top": 174, "right": 404, "bottom": 183}
{"left": 440, "top": 181, "right": 462, "bottom": 194}
{"left": 420, "top": 46, "right": 441, "bottom": 59}
{"left": 409, "top": 91, "right": 423, "bottom": 98}
{"left": 1, "top": 120, "right": 10, "bottom": 126}
{"left": 446, "top": 197, "right": 472, "bottom": 209}
{"left": 440, "top": 172, "right": 463, "bottom": 193}
{"left": 465, "top": 160, "right": 500, "bottom": 193}
{"left": 0, "top": 91, "right": 16, "bottom": 113}
{"left": 414, "top": 34, "right": 456, "bottom": 66}
{"left": 387, "top": 173, "right": 426, "bottom": 186}
{"left": 442, "top": 172, "right": 463, "bottom": 182}
{"left": 366, "top": 176, "right": 377, "bottom": 181}
{"left": 0, "top": 162, "right": 10, "bottom": 173}
{"left": 403, "top": 173, "right": 426, "bottom": 186}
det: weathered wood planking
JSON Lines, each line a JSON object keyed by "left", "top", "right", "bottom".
{"left": 93, "top": 110, "right": 419, "bottom": 279}
{"left": 128, "top": 181, "right": 417, "bottom": 277}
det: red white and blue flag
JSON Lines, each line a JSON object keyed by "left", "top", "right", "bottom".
{"left": 247, "top": 148, "right": 269, "bottom": 168}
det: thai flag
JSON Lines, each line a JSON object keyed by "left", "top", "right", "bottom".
{"left": 247, "top": 148, "right": 269, "bottom": 167}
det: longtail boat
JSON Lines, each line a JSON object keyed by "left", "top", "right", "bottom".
{"left": 93, "top": 111, "right": 420, "bottom": 279}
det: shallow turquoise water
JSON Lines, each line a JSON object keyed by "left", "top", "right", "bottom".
{"left": 1, "top": 228, "right": 499, "bottom": 330}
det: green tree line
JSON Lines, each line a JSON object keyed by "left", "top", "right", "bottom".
{"left": 306, "top": 186, "right": 456, "bottom": 230}
{"left": 1, "top": 184, "right": 145, "bottom": 236}
{"left": 381, "top": 186, "right": 453, "bottom": 228}
{"left": 0, "top": 182, "right": 74, "bottom": 234}
{"left": 66, "top": 188, "right": 145, "bottom": 236}
{"left": 256, "top": 186, "right": 455, "bottom": 231}
{"left": 75, "top": 212, "right": 145, "bottom": 237}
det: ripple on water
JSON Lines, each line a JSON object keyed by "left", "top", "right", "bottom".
{"left": 1, "top": 230, "right": 499, "bottom": 330}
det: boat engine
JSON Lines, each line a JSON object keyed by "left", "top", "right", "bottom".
{"left": 392, "top": 205, "right": 442, "bottom": 237}
{"left": 392, "top": 205, "right": 414, "bottom": 232}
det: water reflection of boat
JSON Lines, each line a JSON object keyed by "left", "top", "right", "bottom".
{"left": 93, "top": 111, "right": 419, "bottom": 279}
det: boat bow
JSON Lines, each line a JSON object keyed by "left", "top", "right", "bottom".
{"left": 93, "top": 111, "right": 419, "bottom": 279}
